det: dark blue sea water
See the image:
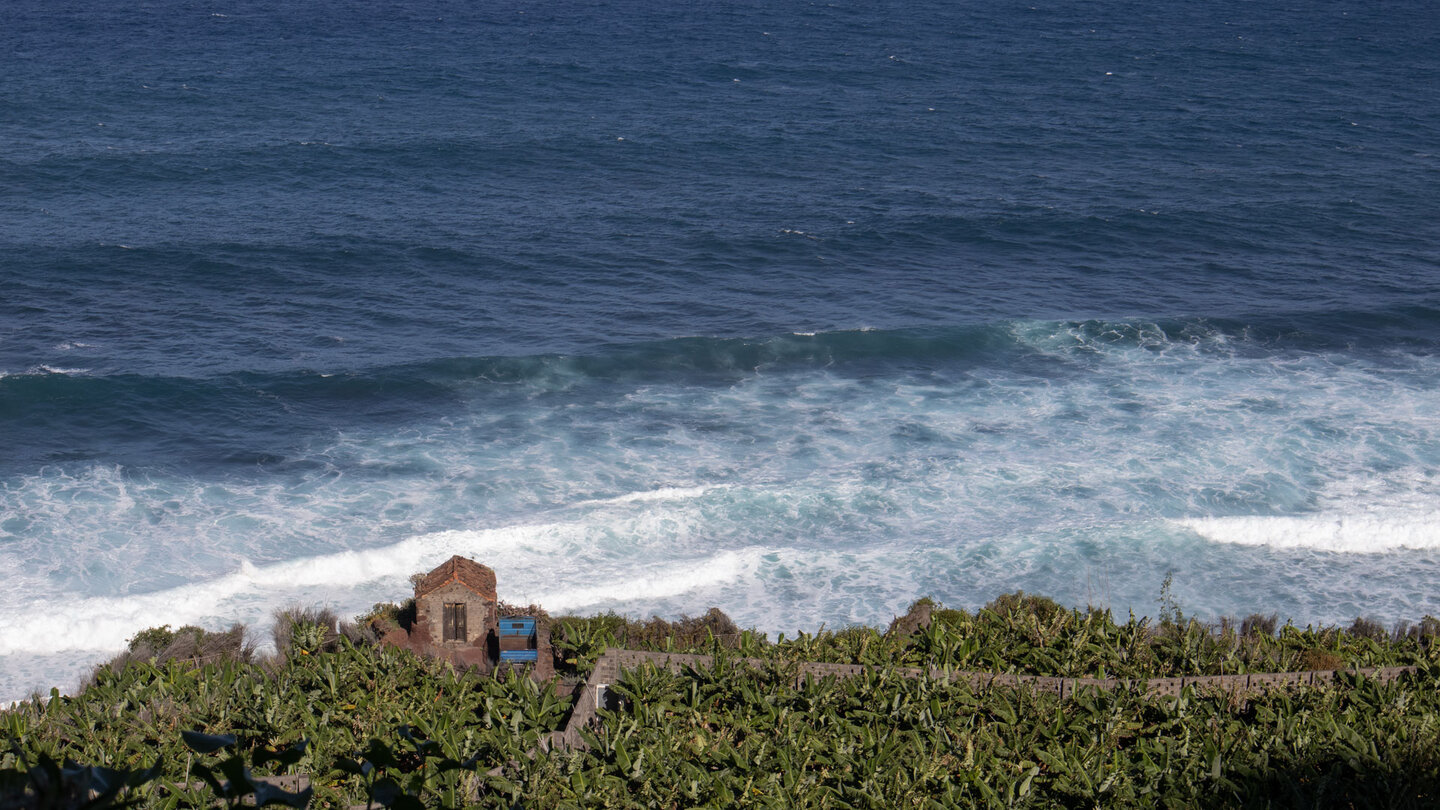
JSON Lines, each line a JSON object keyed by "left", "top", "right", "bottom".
{"left": 3, "top": 0, "right": 1439, "bottom": 700}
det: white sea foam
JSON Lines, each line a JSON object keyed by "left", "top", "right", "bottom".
{"left": 571, "top": 486, "right": 719, "bottom": 508}
{"left": 0, "top": 479, "right": 763, "bottom": 664}
{"left": 0, "top": 520, "right": 582, "bottom": 659}
{"left": 527, "top": 549, "right": 751, "bottom": 612}
{"left": 0, "top": 522, "right": 761, "bottom": 702}
{"left": 1180, "top": 466, "right": 1440, "bottom": 552}
{"left": 7, "top": 326, "right": 1440, "bottom": 699}
{"left": 1180, "top": 513, "right": 1440, "bottom": 552}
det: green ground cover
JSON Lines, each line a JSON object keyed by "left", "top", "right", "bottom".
{"left": 3, "top": 595, "right": 1438, "bottom": 808}
{"left": 552, "top": 593, "right": 1439, "bottom": 678}
{"left": 533, "top": 655, "right": 1440, "bottom": 808}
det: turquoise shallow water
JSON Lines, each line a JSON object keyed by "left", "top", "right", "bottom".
{"left": 2, "top": 0, "right": 1439, "bottom": 700}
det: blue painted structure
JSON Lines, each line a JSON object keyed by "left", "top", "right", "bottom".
{"left": 499, "top": 617, "right": 538, "bottom": 663}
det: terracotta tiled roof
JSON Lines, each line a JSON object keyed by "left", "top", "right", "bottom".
{"left": 415, "top": 555, "right": 497, "bottom": 601}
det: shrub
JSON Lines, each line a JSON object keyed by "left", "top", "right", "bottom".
{"left": 929, "top": 607, "right": 971, "bottom": 628}
{"left": 1299, "top": 649, "right": 1344, "bottom": 671}
{"left": 355, "top": 600, "right": 415, "bottom": 635}
{"left": 121, "top": 623, "right": 253, "bottom": 663}
{"left": 1241, "top": 613, "right": 1278, "bottom": 637}
{"left": 983, "top": 591, "right": 1068, "bottom": 624}
{"left": 886, "top": 598, "right": 936, "bottom": 637}
{"left": 127, "top": 625, "right": 181, "bottom": 655}
{"left": 607, "top": 608, "right": 742, "bottom": 650}
{"left": 1349, "top": 616, "right": 1388, "bottom": 641}
{"left": 1395, "top": 616, "right": 1440, "bottom": 645}
{"left": 87, "top": 623, "right": 253, "bottom": 686}
{"left": 157, "top": 624, "right": 252, "bottom": 663}
{"left": 272, "top": 605, "right": 365, "bottom": 656}
{"left": 498, "top": 601, "right": 549, "bottom": 619}
{"left": 549, "top": 607, "right": 744, "bottom": 668}
{"left": 1421, "top": 616, "right": 1440, "bottom": 639}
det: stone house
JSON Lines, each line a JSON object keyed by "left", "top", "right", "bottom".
{"left": 412, "top": 555, "right": 500, "bottom": 669}
{"left": 383, "top": 554, "right": 552, "bottom": 678}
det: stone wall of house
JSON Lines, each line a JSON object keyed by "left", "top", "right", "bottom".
{"left": 415, "top": 580, "right": 498, "bottom": 649}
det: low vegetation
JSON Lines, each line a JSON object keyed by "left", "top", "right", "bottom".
{"left": 2, "top": 595, "right": 1438, "bottom": 808}
{"left": 553, "top": 593, "right": 1440, "bottom": 679}
{"left": 86, "top": 624, "right": 254, "bottom": 685}
{"left": 534, "top": 655, "right": 1440, "bottom": 808}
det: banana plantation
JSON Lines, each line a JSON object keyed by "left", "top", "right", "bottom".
{"left": 3, "top": 596, "right": 1439, "bottom": 808}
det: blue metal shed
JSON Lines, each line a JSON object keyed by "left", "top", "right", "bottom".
{"left": 498, "top": 617, "right": 538, "bottom": 663}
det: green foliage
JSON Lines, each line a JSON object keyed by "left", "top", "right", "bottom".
{"left": 1240, "top": 613, "right": 1278, "bottom": 638}
{"left": 983, "top": 591, "right": 1068, "bottom": 625}
{"left": 174, "top": 731, "right": 312, "bottom": 808}
{"left": 557, "top": 595, "right": 1438, "bottom": 683}
{"left": 1, "top": 637, "right": 568, "bottom": 808}
{"left": 784, "top": 599, "right": 1439, "bottom": 680}
{"left": 0, "top": 746, "right": 161, "bottom": 810}
{"left": 1158, "top": 571, "right": 1184, "bottom": 626}
{"left": 127, "top": 626, "right": 182, "bottom": 655}
{"left": 122, "top": 625, "right": 252, "bottom": 663}
{"left": 8, "top": 594, "right": 1440, "bottom": 808}
{"left": 87, "top": 625, "right": 254, "bottom": 690}
{"left": 511, "top": 657, "right": 1440, "bottom": 808}
{"left": 271, "top": 606, "right": 341, "bottom": 658}
{"left": 1350, "top": 616, "right": 1389, "bottom": 641}
{"left": 10, "top": 657, "right": 1440, "bottom": 809}
{"left": 355, "top": 601, "right": 415, "bottom": 635}
{"left": 552, "top": 608, "right": 741, "bottom": 674}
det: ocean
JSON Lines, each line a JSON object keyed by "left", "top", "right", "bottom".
{"left": 2, "top": 0, "right": 1438, "bottom": 702}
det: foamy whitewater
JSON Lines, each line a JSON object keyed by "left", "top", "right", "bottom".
{"left": 3, "top": 0, "right": 1439, "bottom": 701}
